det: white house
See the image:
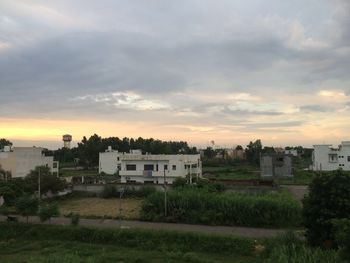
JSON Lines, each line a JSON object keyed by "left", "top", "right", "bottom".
{"left": 312, "top": 141, "right": 350, "bottom": 171}
{"left": 99, "top": 147, "right": 202, "bottom": 184}
{"left": 0, "top": 146, "right": 59, "bottom": 178}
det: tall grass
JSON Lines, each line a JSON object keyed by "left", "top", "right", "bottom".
{"left": 141, "top": 189, "right": 301, "bottom": 227}
{"left": 0, "top": 223, "right": 255, "bottom": 256}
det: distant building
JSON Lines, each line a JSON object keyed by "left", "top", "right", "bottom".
{"left": 312, "top": 141, "right": 350, "bottom": 171}
{"left": 0, "top": 146, "right": 59, "bottom": 178}
{"left": 99, "top": 147, "right": 202, "bottom": 184}
{"left": 260, "top": 153, "right": 293, "bottom": 178}
{"left": 284, "top": 149, "right": 298, "bottom": 157}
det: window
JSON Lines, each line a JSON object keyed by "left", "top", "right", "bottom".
{"left": 144, "top": 164, "right": 154, "bottom": 171}
{"left": 53, "top": 162, "right": 57, "bottom": 168}
{"left": 117, "top": 157, "right": 120, "bottom": 161}
{"left": 117, "top": 164, "right": 121, "bottom": 171}
{"left": 126, "top": 164, "right": 136, "bottom": 171}
{"left": 164, "top": 164, "right": 168, "bottom": 170}
{"left": 172, "top": 165, "right": 176, "bottom": 170}
{"left": 348, "top": 156, "right": 350, "bottom": 162}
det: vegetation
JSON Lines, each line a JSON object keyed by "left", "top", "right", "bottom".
{"left": 0, "top": 223, "right": 255, "bottom": 256}
{"left": 0, "top": 138, "right": 12, "bottom": 149}
{"left": 38, "top": 203, "right": 59, "bottom": 223}
{"left": 15, "top": 195, "right": 39, "bottom": 223}
{"left": 70, "top": 213, "right": 80, "bottom": 226}
{"left": 141, "top": 189, "right": 302, "bottom": 227}
{"left": 334, "top": 218, "right": 350, "bottom": 260}
{"left": 302, "top": 170, "right": 350, "bottom": 248}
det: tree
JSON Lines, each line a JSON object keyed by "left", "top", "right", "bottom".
{"left": 235, "top": 145, "right": 243, "bottom": 151}
{"left": 39, "top": 203, "right": 59, "bottom": 223}
{"left": 203, "top": 147, "right": 216, "bottom": 158}
{"left": 15, "top": 195, "right": 39, "bottom": 223}
{"left": 24, "top": 166, "right": 67, "bottom": 196}
{"left": 0, "top": 138, "right": 12, "bottom": 149}
{"left": 302, "top": 170, "right": 350, "bottom": 248}
{"left": 245, "top": 140, "right": 262, "bottom": 166}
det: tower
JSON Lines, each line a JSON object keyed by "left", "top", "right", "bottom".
{"left": 62, "top": 134, "right": 72, "bottom": 149}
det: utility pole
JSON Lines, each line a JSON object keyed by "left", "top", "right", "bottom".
{"left": 118, "top": 187, "right": 124, "bottom": 228}
{"left": 164, "top": 170, "right": 167, "bottom": 217}
{"left": 38, "top": 167, "right": 41, "bottom": 211}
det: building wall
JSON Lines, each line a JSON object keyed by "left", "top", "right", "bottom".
{"left": 99, "top": 149, "right": 202, "bottom": 184}
{"left": 0, "top": 147, "right": 58, "bottom": 178}
{"left": 260, "top": 155, "right": 293, "bottom": 177}
{"left": 313, "top": 142, "right": 350, "bottom": 171}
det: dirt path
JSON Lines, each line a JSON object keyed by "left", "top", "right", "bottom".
{"left": 0, "top": 215, "right": 287, "bottom": 238}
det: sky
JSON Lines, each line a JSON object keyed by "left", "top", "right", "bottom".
{"left": 0, "top": 0, "right": 350, "bottom": 149}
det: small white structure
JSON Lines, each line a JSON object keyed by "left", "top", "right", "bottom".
{"left": 99, "top": 147, "right": 202, "bottom": 184}
{"left": 313, "top": 141, "right": 350, "bottom": 171}
{"left": 0, "top": 146, "right": 59, "bottom": 178}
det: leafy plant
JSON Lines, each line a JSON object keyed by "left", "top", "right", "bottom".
{"left": 302, "top": 170, "right": 350, "bottom": 247}
{"left": 15, "top": 195, "right": 39, "bottom": 223}
{"left": 38, "top": 203, "right": 59, "bottom": 223}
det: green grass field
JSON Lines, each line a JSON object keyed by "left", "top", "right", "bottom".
{"left": 202, "top": 165, "right": 259, "bottom": 180}
{"left": 0, "top": 223, "right": 259, "bottom": 263}
{"left": 0, "top": 239, "right": 258, "bottom": 263}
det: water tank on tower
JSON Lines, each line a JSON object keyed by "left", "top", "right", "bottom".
{"left": 62, "top": 134, "right": 72, "bottom": 149}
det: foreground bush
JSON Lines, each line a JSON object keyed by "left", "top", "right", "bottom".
{"left": 302, "top": 170, "right": 350, "bottom": 247}
{"left": 334, "top": 218, "right": 350, "bottom": 260}
{"left": 263, "top": 232, "right": 342, "bottom": 263}
{"left": 141, "top": 189, "right": 301, "bottom": 227}
{"left": 0, "top": 223, "right": 255, "bottom": 256}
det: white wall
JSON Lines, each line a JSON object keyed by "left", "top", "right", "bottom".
{"left": 0, "top": 147, "right": 58, "bottom": 178}
{"left": 313, "top": 142, "right": 350, "bottom": 171}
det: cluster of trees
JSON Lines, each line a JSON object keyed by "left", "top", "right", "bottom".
{"left": 202, "top": 139, "right": 312, "bottom": 167}
{"left": 53, "top": 134, "right": 198, "bottom": 167}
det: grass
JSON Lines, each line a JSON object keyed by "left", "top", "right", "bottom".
{"left": 203, "top": 165, "right": 259, "bottom": 180}
{"left": 58, "top": 197, "right": 142, "bottom": 219}
{"left": 0, "top": 223, "right": 259, "bottom": 263}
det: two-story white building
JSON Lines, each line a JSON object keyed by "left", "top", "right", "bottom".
{"left": 99, "top": 147, "right": 202, "bottom": 184}
{"left": 0, "top": 146, "right": 59, "bottom": 178}
{"left": 312, "top": 141, "right": 350, "bottom": 171}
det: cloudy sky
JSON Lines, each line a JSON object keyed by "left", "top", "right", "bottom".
{"left": 0, "top": 0, "right": 349, "bottom": 149}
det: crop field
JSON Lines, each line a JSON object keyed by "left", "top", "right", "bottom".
{"left": 141, "top": 189, "right": 302, "bottom": 227}
{"left": 202, "top": 165, "right": 259, "bottom": 180}
{"left": 58, "top": 197, "right": 142, "bottom": 219}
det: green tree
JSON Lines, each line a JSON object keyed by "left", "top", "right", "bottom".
{"left": 302, "top": 170, "right": 350, "bottom": 248}
{"left": 245, "top": 139, "right": 262, "bottom": 166}
{"left": 15, "top": 195, "right": 39, "bottom": 223}
{"left": 0, "top": 138, "right": 12, "bottom": 149}
{"left": 39, "top": 203, "right": 59, "bottom": 223}
{"left": 24, "top": 166, "right": 67, "bottom": 196}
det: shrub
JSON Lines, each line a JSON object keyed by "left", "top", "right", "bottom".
{"left": 172, "top": 177, "right": 187, "bottom": 188}
{"left": 333, "top": 218, "right": 350, "bottom": 260}
{"left": 70, "top": 213, "right": 80, "bottom": 226}
{"left": 141, "top": 189, "right": 301, "bottom": 227}
{"left": 100, "top": 185, "right": 117, "bottom": 198}
{"left": 15, "top": 195, "right": 39, "bottom": 223}
{"left": 38, "top": 203, "right": 59, "bottom": 223}
{"left": 302, "top": 170, "right": 350, "bottom": 247}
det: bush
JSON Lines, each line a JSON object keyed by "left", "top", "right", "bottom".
{"left": 141, "top": 189, "right": 301, "bottom": 227}
{"left": 39, "top": 203, "right": 59, "bottom": 223}
{"left": 15, "top": 195, "right": 39, "bottom": 223}
{"left": 100, "top": 185, "right": 117, "bottom": 198}
{"left": 333, "top": 218, "right": 350, "bottom": 260}
{"left": 70, "top": 213, "right": 80, "bottom": 226}
{"left": 302, "top": 170, "right": 350, "bottom": 247}
{"left": 172, "top": 177, "right": 187, "bottom": 188}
